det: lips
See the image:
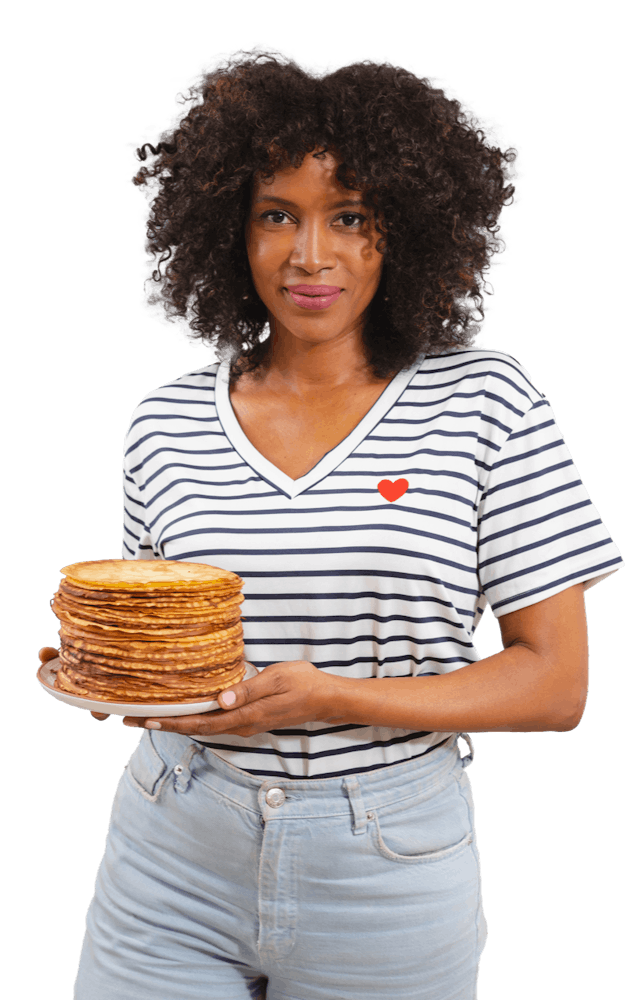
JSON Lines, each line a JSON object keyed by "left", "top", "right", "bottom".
{"left": 286, "top": 286, "right": 342, "bottom": 311}
{"left": 287, "top": 285, "right": 341, "bottom": 295}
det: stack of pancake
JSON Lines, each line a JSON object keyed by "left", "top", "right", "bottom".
{"left": 51, "top": 559, "right": 245, "bottom": 703}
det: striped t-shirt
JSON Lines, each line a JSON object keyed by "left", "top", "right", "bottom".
{"left": 123, "top": 349, "right": 623, "bottom": 778}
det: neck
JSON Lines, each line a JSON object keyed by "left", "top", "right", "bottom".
{"left": 254, "top": 322, "right": 381, "bottom": 393}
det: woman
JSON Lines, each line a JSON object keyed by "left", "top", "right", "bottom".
{"left": 45, "top": 51, "right": 622, "bottom": 999}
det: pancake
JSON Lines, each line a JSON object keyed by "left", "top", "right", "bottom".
{"left": 60, "top": 559, "right": 242, "bottom": 590}
{"left": 52, "top": 593, "right": 242, "bottom": 628}
{"left": 60, "top": 644, "right": 244, "bottom": 675}
{"left": 58, "top": 580, "right": 244, "bottom": 610}
{"left": 51, "top": 559, "right": 246, "bottom": 703}
{"left": 55, "top": 659, "right": 246, "bottom": 702}
{"left": 58, "top": 622, "right": 242, "bottom": 660}
{"left": 59, "top": 637, "right": 244, "bottom": 664}
{"left": 54, "top": 599, "right": 243, "bottom": 632}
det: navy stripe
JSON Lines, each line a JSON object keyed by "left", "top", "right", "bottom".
{"left": 509, "top": 416, "right": 555, "bottom": 441}
{"left": 490, "top": 438, "right": 564, "bottom": 472}
{"left": 367, "top": 429, "right": 482, "bottom": 442}
{"left": 152, "top": 519, "right": 477, "bottom": 551}
{"left": 479, "top": 499, "right": 592, "bottom": 545}
{"left": 483, "top": 538, "right": 611, "bottom": 591}
{"left": 242, "top": 613, "right": 466, "bottom": 628}
{"left": 479, "top": 479, "right": 580, "bottom": 523}
{"left": 481, "top": 460, "right": 576, "bottom": 501}
{"left": 478, "top": 519, "right": 602, "bottom": 570}
{"left": 491, "top": 558, "right": 622, "bottom": 612}
{"left": 243, "top": 633, "right": 474, "bottom": 648}
{"left": 144, "top": 475, "right": 268, "bottom": 507}
{"left": 196, "top": 728, "right": 437, "bottom": 761}
{"left": 228, "top": 566, "right": 482, "bottom": 599}
{"left": 129, "top": 412, "right": 221, "bottom": 430}
{"left": 245, "top": 591, "right": 464, "bottom": 605}
{"left": 123, "top": 523, "right": 141, "bottom": 543}
{"left": 123, "top": 490, "right": 145, "bottom": 514}
{"left": 131, "top": 448, "right": 248, "bottom": 474}
{"left": 150, "top": 380, "right": 215, "bottom": 393}
{"left": 122, "top": 539, "right": 136, "bottom": 557}
{"left": 144, "top": 464, "right": 262, "bottom": 488}
{"left": 142, "top": 395, "right": 215, "bottom": 406}
{"left": 383, "top": 412, "right": 513, "bottom": 435}
{"left": 125, "top": 429, "right": 228, "bottom": 457}
{"left": 270, "top": 651, "right": 474, "bottom": 663}
{"left": 159, "top": 540, "right": 479, "bottom": 576}
{"left": 354, "top": 446, "right": 477, "bottom": 461}
{"left": 404, "top": 370, "right": 534, "bottom": 404}
{"left": 250, "top": 654, "right": 473, "bottom": 669}
{"left": 150, "top": 501, "right": 473, "bottom": 536}
{"left": 416, "top": 349, "right": 524, "bottom": 371}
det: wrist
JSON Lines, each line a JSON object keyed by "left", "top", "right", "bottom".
{"left": 318, "top": 671, "right": 369, "bottom": 725}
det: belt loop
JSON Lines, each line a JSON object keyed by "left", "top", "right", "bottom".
{"left": 173, "top": 741, "right": 202, "bottom": 793}
{"left": 458, "top": 732, "right": 475, "bottom": 768}
{"left": 342, "top": 776, "right": 368, "bottom": 835}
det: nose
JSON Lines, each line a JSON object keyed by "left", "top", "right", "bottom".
{"left": 288, "top": 217, "right": 337, "bottom": 273}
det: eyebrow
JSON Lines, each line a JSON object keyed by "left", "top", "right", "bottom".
{"left": 255, "top": 196, "right": 364, "bottom": 210}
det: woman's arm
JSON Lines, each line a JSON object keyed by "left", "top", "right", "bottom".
{"left": 130, "top": 583, "right": 589, "bottom": 737}
{"left": 328, "top": 582, "right": 589, "bottom": 733}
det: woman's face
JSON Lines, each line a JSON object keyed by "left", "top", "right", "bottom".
{"left": 245, "top": 149, "right": 385, "bottom": 349}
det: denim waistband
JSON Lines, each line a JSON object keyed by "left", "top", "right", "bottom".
{"left": 140, "top": 729, "right": 474, "bottom": 821}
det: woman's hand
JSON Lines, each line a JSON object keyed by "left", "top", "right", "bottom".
{"left": 39, "top": 647, "right": 111, "bottom": 721}
{"left": 123, "top": 660, "right": 339, "bottom": 738}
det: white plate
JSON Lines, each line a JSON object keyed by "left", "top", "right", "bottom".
{"left": 37, "top": 657, "right": 257, "bottom": 717}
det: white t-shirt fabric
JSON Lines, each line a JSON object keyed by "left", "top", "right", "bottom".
{"left": 122, "top": 349, "right": 623, "bottom": 778}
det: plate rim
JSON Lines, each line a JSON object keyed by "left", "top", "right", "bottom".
{"left": 37, "top": 656, "right": 255, "bottom": 717}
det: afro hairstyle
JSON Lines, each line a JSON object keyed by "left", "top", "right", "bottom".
{"left": 134, "top": 50, "right": 516, "bottom": 379}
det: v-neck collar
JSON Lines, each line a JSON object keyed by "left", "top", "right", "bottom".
{"left": 214, "top": 355, "right": 424, "bottom": 499}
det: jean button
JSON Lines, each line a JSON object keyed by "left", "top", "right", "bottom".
{"left": 265, "top": 787, "right": 286, "bottom": 808}
{"left": 174, "top": 764, "right": 184, "bottom": 775}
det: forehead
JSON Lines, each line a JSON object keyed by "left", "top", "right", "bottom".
{"left": 251, "top": 151, "right": 363, "bottom": 202}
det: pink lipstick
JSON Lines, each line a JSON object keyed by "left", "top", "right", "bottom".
{"left": 286, "top": 285, "right": 342, "bottom": 310}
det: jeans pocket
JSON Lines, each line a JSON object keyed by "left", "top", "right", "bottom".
{"left": 124, "top": 730, "right": 171, "bottom": 802}
{"left": 369, "top": 775, "right": 473, "bottom": 865}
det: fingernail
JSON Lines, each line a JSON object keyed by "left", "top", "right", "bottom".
{"left": 145, "top": 721, "right": 162, "bottom": 729}
{"left": 221, "top": 690, "right": 236, "bottom": 706}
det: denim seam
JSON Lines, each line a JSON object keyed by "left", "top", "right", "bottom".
{"left": 370, "top": 810, "right": 473, "bottom": 865}
{"left": 456, "top": 769, "right": 484, "bottom": 990}
{"left": 366, "top": 770, "right": 454, "bottom": 818}
{"left": 190, "top": 773, "right": 263, "bottom": 818}
{"left": 123, "top": 763, "right": 173, "bottom": 803}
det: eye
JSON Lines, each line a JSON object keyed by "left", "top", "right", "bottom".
{"left": 337, "top": 213, "right": 366, "bottom": 228}
{"left": 262, "top": 210, "right": 290, "bottom": 224}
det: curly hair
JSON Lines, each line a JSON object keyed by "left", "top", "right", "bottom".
{"left": 133, "top": 50, "right": 516, "bottom": 379}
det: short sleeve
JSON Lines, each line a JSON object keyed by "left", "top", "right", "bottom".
{"left": 477, "top": 398, "right": 623, "bottom": 616}
{"left": 122, "top": 439, "right": 156, "bottom": 561}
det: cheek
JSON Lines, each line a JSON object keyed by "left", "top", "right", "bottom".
{"left": 359, "top": 255, "right": 384, "bottom": 295}
{"left": 247, "top": 241, "right": 282, "bottom": 292}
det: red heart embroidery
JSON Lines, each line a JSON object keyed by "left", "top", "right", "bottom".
{"left": 377, "top": 478, "right": 409, "bottom": 502}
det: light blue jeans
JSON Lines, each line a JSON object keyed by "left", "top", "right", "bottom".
{"left": 75, "top": 730, "right": 486, "bottom": 999}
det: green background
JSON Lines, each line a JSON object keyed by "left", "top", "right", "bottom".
{"left": 3, "top": 0, "right": 638, "bottom": 1000}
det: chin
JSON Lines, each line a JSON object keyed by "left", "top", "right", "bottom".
{"left": 267, "top": 313, "right": 348, "bottom": 342}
